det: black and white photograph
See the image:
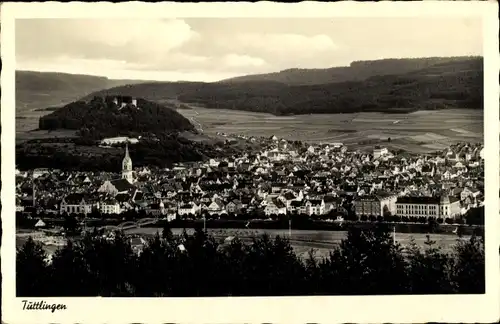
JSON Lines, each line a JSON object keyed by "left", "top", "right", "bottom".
{"left": 2, "top": 2, "right": 499, "bottom": 324}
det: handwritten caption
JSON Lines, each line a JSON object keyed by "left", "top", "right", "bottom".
{"left": 22, "top": 300, "right": 67, "bottom": 313}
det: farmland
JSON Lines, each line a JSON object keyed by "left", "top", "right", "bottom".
{"left": 177, "top": 107, "right": 483, "bottom": 153}
{"left": 16, "top": 106, "right": 482, "bottom": 153}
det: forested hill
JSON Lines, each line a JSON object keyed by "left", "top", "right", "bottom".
{"left": 184, "top": 66, "right": 483, "bottom": 115}
{"left": 38, "top": 96, "right": 194, "bottom": 138}
{"left": 82, "top": 57, "right": 483, "bottom": 116}
{"left": 16, "top": 70, "right": 151, "bottom": 113}
{"left": 81, "top": 81, "right": 209, "bottom": 103}
{"left": 220, "top": 56, "right": 482, "bottom": 86}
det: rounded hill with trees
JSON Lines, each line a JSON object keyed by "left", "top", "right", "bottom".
{"left": 38, "top": 95, "right": 195, "bottom": 139}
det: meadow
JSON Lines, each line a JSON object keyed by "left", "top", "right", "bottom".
{"left": 123, "top": 227, "right": 468, "bottom": 258}
{"left": 177, "top": 107, "right": 483, "bottom": 153}
{"left": 16, "top": 104, "right": 482, "bottom": 153}
{"left": 17, "top": 227, "right": 466, "bottom": 261}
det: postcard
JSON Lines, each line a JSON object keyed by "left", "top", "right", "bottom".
{"left": 2, "top": 1, "right": 499, "bottom": 323}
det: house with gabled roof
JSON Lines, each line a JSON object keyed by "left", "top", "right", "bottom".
{"left": 264, "top": 198, "right": 287, "bottom": 216}
{"left": 225, "top": 200, "right": 243, "bottom": 214}
{"left": 207, "top": 200, "right": 226, "bottom": 216}
{"left": 60, "top": 193, "right": 94, "bottom": 215}
{"left": 305, "top": 199, "right": 325, "bottom": 216}
{"left": 98, "top": 179, "right": 136, "bottom": 197}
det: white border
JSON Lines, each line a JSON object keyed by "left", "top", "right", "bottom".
{"left": 2, "top": 2, "right": 499, "bottom": 323}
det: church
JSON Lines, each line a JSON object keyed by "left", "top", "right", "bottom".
{"left": 98, "top": 143, "right": 137, "bottom": 197}
{"left": 121, "top": 143, "right": 135, "bottom": 184}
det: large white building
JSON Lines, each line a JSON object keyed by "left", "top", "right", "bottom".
{"left": 354, "top": 193, "right": 398, "bottom": 216}
{"left": 396, "top": 196, "right": 461, "bottom": 219}
{"left": 100, "top": 137, "right": 139, "bottom": 146}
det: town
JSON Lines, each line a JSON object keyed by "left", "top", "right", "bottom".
{"left": 15, "top": 135, "right": 485, "bottom": 230}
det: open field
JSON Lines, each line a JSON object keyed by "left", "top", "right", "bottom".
{"left": 16, "top": 228, "right": 467, "bottom": 261}
{"left": 16, "top": 109, "right": 67, "bottom": 143}
{"left": 16, "top": 129, "right": 78, "bottom": 144}
{"left": 16, "top": 106, "right": 482, "bottom": 153}
{"left": 123, "top": 227, "right": 468, "bottom": 257}
{"left": 177, "top": 108, "right": 483, "bottom": 153}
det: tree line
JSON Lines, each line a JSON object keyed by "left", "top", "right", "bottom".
{"left": 178, "top": 70, "right": 483, "bottom": 116}
{"left": 17, "top": 225, "right": 484, "bottom": 297}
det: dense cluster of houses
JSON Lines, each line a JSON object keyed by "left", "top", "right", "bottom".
{"left": 16, "top": 135, "right": 484, "bottom": 222}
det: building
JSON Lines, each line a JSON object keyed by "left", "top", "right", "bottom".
{"left": 178, "top": 203, "right": 197, "bottom": 216}
{"left": 354, "top": 193, "right": 398, "bottom": 217}
{"left": 146, "top": 201, "right": 167, "bottom": 217}
{"left": 396, "top": 195, "right": 461, "bottom": 219}
{"left": 265, "top": 198, "right": 287, "bottom": 216}
{"left": 101, "top": 137, "right": 139, "bottom": 146}
{"left": 439, "top": 195, "right": 461, "bottom": 218}
{"left": 207, "top": 200, "right": 226, "bottom": 216}
{"left": 266, "top": 149, "right": 286, "bottom": 162}
{"left": 122, "top": 144, "right": 134, "bottom": 184}
{"left": 226, "top": 200, "right": 243, "bottom": 214}
{"left": 98, "top": 179, "right": 136, "bottom": 197}
{"left": 33, "top": 168, "right": 50, "bottom": 179}
{"left": 373, "top": 146, "right": 389, "bottom": 159}
{"left": 324, "top": 195, "right": 341, "bottom": 213}
{"left": 100, "top": 199, "right": 121, "bottom": 214}
{"left": 112, "top": 96, "right": 139, "bottom": 110}
{"left": 60, "top": 193, "right": 93, "bottom": 215}
{"left": 305, "top": 199, "right": 326, "bottom": 216}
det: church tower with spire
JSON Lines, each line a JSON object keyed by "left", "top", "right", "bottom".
{"left": 122, "top": 143, "right": 134, "bottom": 184}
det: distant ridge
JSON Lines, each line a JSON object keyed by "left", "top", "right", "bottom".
{"left": 16, "top": 70, "right": 153, "bottom": 113}
{"left": 219, "top": 56, "right": 482, "bottom": 85}
{"left": 81, "top": 56, "right": 483, "bottom": 116}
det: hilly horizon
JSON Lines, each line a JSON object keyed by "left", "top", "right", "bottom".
{"left": 16, "top": 56, "right": 483, "bottom": 116}
{"left": 16, "top": 70, "right": 154, "bottom": 113}
{"left": 81, "top": 56, "right": 483, "bottom": 116}
{"left": 220, "top": 56, "right": 482, "bottom": 86}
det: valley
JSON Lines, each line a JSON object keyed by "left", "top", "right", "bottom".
{"left": 176, "top": 107, "right": 482, "bottom": 154}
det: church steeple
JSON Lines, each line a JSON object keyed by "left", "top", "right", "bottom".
{"left": 125, "top": 143, "right": 130, "bottom": 159}
{"left": 122, "top": 142, "right": 134, "bottom": 184}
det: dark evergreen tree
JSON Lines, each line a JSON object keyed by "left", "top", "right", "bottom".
{"left": 16, "top": 237, "right": 50, "bottom": 296}
{"left": 451, "top": 235, "right": 485, "bottom": 294}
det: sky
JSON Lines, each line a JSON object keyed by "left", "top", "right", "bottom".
{"left": 15, "top": 18, "right": 483, "bottom": 82}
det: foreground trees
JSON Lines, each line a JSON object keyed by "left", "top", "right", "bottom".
{"left": 17, "top": 226, "right": 485, "bottom": 297}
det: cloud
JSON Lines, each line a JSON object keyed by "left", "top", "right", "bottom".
{"left": 16, "top": 19, "right": 199, "bottom": 64}
{"left": 207, "top": 32, "right": 340, "bottom": 70}
{"left": 18, "top": 56, "right": 143, "bottom": 76}
{"left": 115, "top": 52, "right": 267, "bottom": 74}
{"left": 15, "top": 18, "right": 482, "bottom": 82}
{"left": 223, "top": 54, "right": 266, "bottom": 68}
{"left": 17, "top": 56, "right": 239, "bottom": 82}
{"left": 221, "top": 33, "right": 338, "bottom": 56}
